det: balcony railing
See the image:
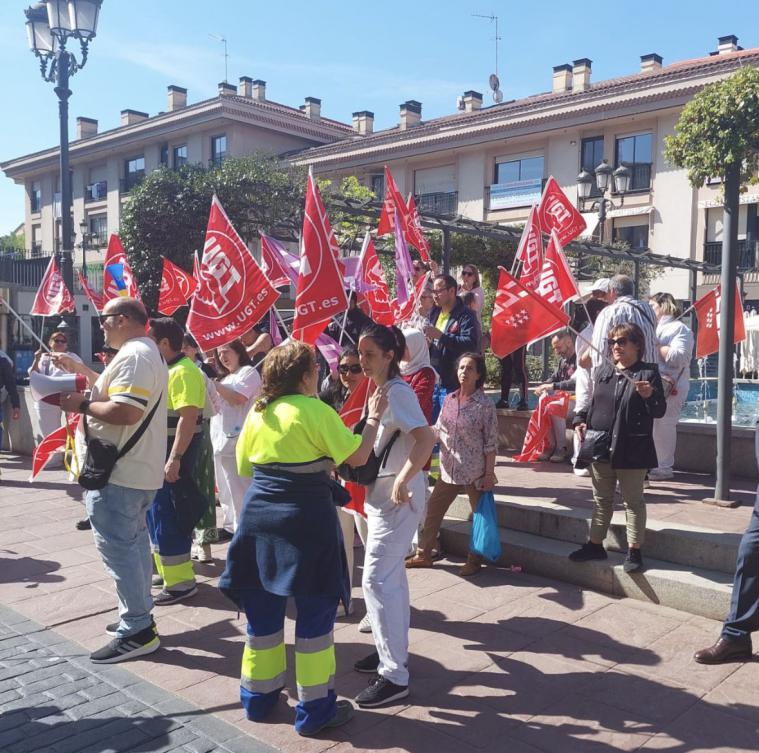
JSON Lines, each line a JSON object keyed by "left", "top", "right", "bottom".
{"left": 85, "top": 181, "right": 108, "bottom": 202}
{"left": 704, "top": 239, "right": 759, "bottom": 269}
{"left": 0, "top": 255, "right": 104, "bottom": 292}
{"left": 119, "top": 172, "right": 145, "bottom": 194}
{"left": 415, "top": 191, "right": 458, "bottom": 216}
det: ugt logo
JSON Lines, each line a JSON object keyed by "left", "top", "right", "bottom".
{"left": 198, "top": 236, "right": 242, "bottom": 314}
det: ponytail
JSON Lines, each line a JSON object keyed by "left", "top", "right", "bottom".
{"left": 358, "top": 323, "right": 406, "bottom": 379}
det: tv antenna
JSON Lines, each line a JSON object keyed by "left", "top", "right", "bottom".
{"left": 209, "top": 34, "right": 229, "bottom": 83}
{"left": 472, "top": 13, "right": 503, "bottom": 102}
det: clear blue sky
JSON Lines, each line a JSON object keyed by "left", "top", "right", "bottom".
{"left": 1, "top": 0, "right": 758, "bottom": 237}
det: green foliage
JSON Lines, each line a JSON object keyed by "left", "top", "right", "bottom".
{"left": 119, "top": 154, "right": 306, "bottom": 311}
{"left": 0, "top": 231, "right": 26, "bottom": 256}
{"left": 664, "top": 66, "right": 759, "bottom": 188}
{"left": 319, "top": 175, "right": 376, "bottom": 255}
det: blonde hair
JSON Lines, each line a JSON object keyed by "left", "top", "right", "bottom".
{"left": 651, "top": 292, "right": 681, "bottom": 318}
{"left": 254, "top": 341, "right": 315, "bottom": 412}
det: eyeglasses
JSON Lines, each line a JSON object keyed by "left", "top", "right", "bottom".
{"left": 607, "top": 337, "right": 630, "bottom": 347}
{"left": 339, "top": 364, "right": 363, "bottom": 375}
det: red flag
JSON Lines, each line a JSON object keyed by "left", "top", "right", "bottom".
{"left": 30, "top": 414, "right": 80, "bottom": 481}
{"left": 103, "top": 234, "right": 141, "bottom": 301}
{"left": 260, "top": 232, "right": 294, "bottom": 288}
{"left": 405, "top": 194, "right": 431, "bottom": 262}
{"left": 292, "top": 175, "right": 348, "bottom": 345}
{"left": 78, "top": 271, "right": 103, "bottom": 313}
{"left": 377, "top": 167, "right": 409, "bottom": 237}
{"left": 158, "top": 258, "right": 196, "bottom": 316}
{"left": 693, "top": 282, "right": 745, "bottom": 359}
{"left": 187, "top": 195, "right": 280, "bottom": 351}
{"left": 513, "top": 391, "right": 570, "bottom": 462}
{"left": 516, "top": 206, "right": 544, "bottom": 291}
{"left": 30, "top": 256, "right": 76, "bottom": 316}
{"left": 339, "top": 378, "right": 374, "bottom": 516}
{"left": 535, "top": 230, "right": 580, "bottom": 307}
{"left": 358, "top": 237, "right": 395, "bottom": 326}
{"left": 391, "top": 296, "right": 416, "bottom": 325}
{"left": 491, "top": 268, "right": 570, "bottom": 358}
{"left": 537, "top": 176, "right": 587, "bottom": 246}
{"left": 192, "top": 251, "right": 201, "bottom": 287}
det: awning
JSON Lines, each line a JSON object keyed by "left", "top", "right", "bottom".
{"left": 606, "top": 205, "right": 653, "bottom": 219}
{"left": 698, "top": 193, "right": 759, "bottom": 209}
{"left": 578, "top": 212, "right": 599, "bottom": 239}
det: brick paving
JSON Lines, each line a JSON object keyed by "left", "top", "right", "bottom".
{"left": 2, "top": 452, "right": 759, "bottom": 752}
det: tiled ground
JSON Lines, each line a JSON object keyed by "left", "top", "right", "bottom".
{"left": 1, "top": 452, "right": 758, "bottom": 752}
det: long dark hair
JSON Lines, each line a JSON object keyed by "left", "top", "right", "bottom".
{"left": 359, "top": 323, "right": 406, "bottom": 380}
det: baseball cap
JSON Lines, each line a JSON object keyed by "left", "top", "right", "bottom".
{"left": 590, "top": 278, "right": 611, "bottom": 294}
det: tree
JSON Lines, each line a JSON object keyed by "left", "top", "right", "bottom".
{"left": 119, "top": 153, "right": 306, "bottom": 310}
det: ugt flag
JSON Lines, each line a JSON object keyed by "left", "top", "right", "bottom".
{"left": 513, "top": 391, "right": 571, "bottom": 462}
{"left": 103, "top": 234, "right": 141, "bottom": 301}
{"left": 693, "top": 282, "right": 745, "bottom": 359}
{"left": 516, "top": 205, "right": 544, "bottom": 291}
{"left": 292, "top": 175, "right": 348, "bottom": 344}
{"left": 30, "top": 255, "right": 76, "bottom": 316}
{"left": 377, "top": 166, "right": 409, "bottom": 237}
{"left": 357, "top": 233, "right": 394, "bottom": 326}
{"left": 537, "top": 176, "right": 587, "bottom": 246}
{"left": 405, "top": 194, "right": 431, "bottom": 262}
{"left": 157, "top": 257, "right": 196, "bottom": 316}
{"left": 187, "top": 195, "right": 280, "bottom": 351}
{"left": 535, "top": 230, "right": 580, "bottom": 307}
{"left": 78, "top": 270, "right": 104, "bottom": 313}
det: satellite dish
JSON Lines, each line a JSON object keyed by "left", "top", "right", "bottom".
{"left": 494, "top": 89, "right": 504, "bottom": 103}
{"left": 489, "top": 73, "right": 500, "bottom": 92}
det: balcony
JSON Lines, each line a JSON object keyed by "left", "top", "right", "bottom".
{"left": 415, "top": 191, "right": 458, "bottom": 216}
{"left": 487, "top": 178, "right": 546, "bottom": 211}
{"left": 119, "top": 172, "right": 145, "bottom": 194}
{"left": 85, "top": 181, "right": 108, "bottom": 202}
{"left": 0, "top": 255, "right": 51, "bottom": 287}
{"left": 704, "top": 239, "right": 759, "bottom": 269}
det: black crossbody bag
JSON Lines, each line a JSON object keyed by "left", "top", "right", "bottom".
{"left": 78, "top": 395, "right": 162, "bottom": 491}
{"left": 336, "top": 416, "right": 401, "bottom": 486}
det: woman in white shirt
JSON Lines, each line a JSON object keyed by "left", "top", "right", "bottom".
{"left": 649, "top": 293, "right": 694, "bottom": 481}
{"left": 458, "top": 264, "right": 485, "bottom": 323}
{"left": 210, "top": 340, "right": 261, "bottom": 537}
{"left": 352, "top": 324, "right": 435, "bottom": 710}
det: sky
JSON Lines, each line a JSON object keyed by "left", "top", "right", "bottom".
{"left": 1, "top": 0, "right": 759, "bottom": 237}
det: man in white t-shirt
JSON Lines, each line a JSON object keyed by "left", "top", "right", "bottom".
{"left": 61, "top": 298, "right": 168, "bottom": 665}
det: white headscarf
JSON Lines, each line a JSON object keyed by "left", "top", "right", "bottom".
{"left": 400, "top": 327, "right": 433, "bottom": 377}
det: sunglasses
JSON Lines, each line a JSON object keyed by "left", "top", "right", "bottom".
{"left": 339, "top": 364, "right": 363, "bottom": 375}
{"left": 98, "top": 312, "right": 125, "bottom": 324}
{"left": 52, "top": 338, "right": 67, "bottom": 344}
{"left": 607, "top": 337, "right": 630, "bottom": 347}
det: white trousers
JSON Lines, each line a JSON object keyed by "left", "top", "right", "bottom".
{"left": 213, "top": 452, "right": 249, "bottom": 533}
{"left": 652, "top": 394, "right": 685, "bottom": 473}
{"left": 550, "top": 415, "right": 568, "bottom": 452}
{"left": 31, "top": 403, "right": 64, "bottom": 467}
{"left": 338, "top": 507, "right": 356, "bottom": 595}
{"left": 362, "top": 473, "right": 425, "bottom": 687}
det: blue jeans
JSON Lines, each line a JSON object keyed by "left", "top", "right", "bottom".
{"left": 86, "top": 483, "right": 156, "bottom": 638}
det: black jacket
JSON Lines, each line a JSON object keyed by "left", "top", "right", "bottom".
{"left": 576, "top": 361, "right": 666, "bottom": 470}
{"left": 429, "top": 299, "right": 479, "bottom": 390}
{"left": 0, "top": 352, "right": 20, "bottom": 410}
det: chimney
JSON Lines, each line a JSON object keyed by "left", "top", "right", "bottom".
{"left": 238, "top": 76, "right": 253, "bottom": 97}
{"left": 218, "top": 81, "right": 236, "bottom": 97}
{"left": 76, "top": 117, "right": 98, "bottom": 139}
{"left": 120, "top": 109, "right": 149, "bottom": 126}
{"left": 640, "top": 53, "right": 663, "bottom": 73}
{"left": 251, "top": 79, "right": 266, "bottom": 101}
{"left": 572, "top": 58, "right": 592, "bottom": 93}
{"left": 352, "top": 110, "right": 374, "bottom": 135}
{"left": 718, "top": 35, "right": 739, "bottom": 54}
{"left": 552, "top": 64, "right": 573, "bottom": 93}
{"left": 462, "top": 90, "right": 483, "bottom": 112}
{"left": 304, "top": 97, "right": 321, "bottom": 120}
{"left": 167, "top": 85, "right": 187, "bottom": 111}
{"left": 399, "top": 100, "right": 422, "bottom": 130}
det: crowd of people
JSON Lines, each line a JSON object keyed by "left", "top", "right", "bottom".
{"left": 10, "top": 264, "right": 759, "bottom": 737}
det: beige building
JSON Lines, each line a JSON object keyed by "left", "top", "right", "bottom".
{"left": 296, "top": 35, "right": 759, "bottom": 301}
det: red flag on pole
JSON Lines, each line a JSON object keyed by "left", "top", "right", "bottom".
{"left": 513, "top": 391, "right": 571, "bottom": 462}
{"left": 103, "top": 234, "right": 141, "bottom": 301}
{"left": 693, "top": 282, "right": 745, "bottom": 359}
{"left": 192, "top": 250, "right": 201, "bottom": 287}
{"left": 30, "top": 255, "right": 76, "bottom": 316}
{"left": 537, "top": 176, "right": 587, "bottom": 246}
{"left": 516, "top": 206, "right": 544, "bottom": 291}
{"left": 339, "top": 378, "right": 374, "bottom": 516}
{"left": 292, "top": 174, "right": 348, "bottom": 345}
{"left": 157, "top": 257, "right": 196, "bottom": 316}
{"left": 377, "top": 167, "right": 409, "bottom": 237}
{"left": 357, "top": 236, "right": 395, "bottom": 326}
{"left": 187, "top": 195, "right": 280, "bottom": 351}
{"left": 535, "top": 230, "right": 580, "bottom": 307}
{"left": 260, "top": 232, "right": 294, "bottom": 288}
{"left": 77, "top": 270, "right": 103, "bottom": 313}
{"left": 405, "top": 194, "right": 431, "bottom": 262}
{"left": 491, "top": 267, "right": 570, "bottom": 358}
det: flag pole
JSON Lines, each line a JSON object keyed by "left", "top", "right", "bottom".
{"left": 0, "top": 295, "right": 50, "bottom": 351}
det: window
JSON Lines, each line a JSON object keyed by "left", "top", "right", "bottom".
{"left": 580, "top": 137, "right": 604, "bottom": 198}
{"left": 160, "top": 143, "right": 169, "bottom": 167}
{"left": 613, "top": 223, "right": 649, "bottom": 250}
{"left": 89, "top": 215, "right": 108, "bottom": 246}
{"left": 370, "top": 174, "right": 385, "bottom": 200}
{"left": 491, "top": 155, "right": 544, "bottom": 209}
{"left": 211, "top": 135, "right": 227, "bottom": 165}
{"left": 123, "top": 156, "right": 145, "bottom": 192}
{"left": 173, "top": 144, "right": 188, "bottom": 168}
{"left": 615, "top": 133, "right": 653, "bottom": 191}
{"left": 31, "top": 225, "right": 42, "bottom": 256}
{"left": 30, "top": 181, "right": 41, "bottom": 213}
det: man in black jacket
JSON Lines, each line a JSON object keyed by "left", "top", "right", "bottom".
{"left": 425, "top": 275, "right": 478, "bottom": 394}
{"left": 0, "top": 350, "right": 21, "bottom": 480}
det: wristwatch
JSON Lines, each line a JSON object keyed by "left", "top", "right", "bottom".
{"left": 78, "top": 399, "right": 91, "bottom": 415}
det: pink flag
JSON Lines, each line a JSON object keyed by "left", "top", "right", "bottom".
{"left": 316, "top": 332, "right": 343, "bottom": 375}
{"left": 394, "top": 208, "right": 414, "bottom": 305}
{"left": 260, "top": 233, "right": 296, "bottom": 288}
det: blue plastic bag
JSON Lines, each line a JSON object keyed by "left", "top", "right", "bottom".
{"left": 469, "top": 491, "right": 502, "bottom": 562}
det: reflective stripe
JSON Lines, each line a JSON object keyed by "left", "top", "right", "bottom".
{"left": 297, "top": 678, "right": 335, "bottom": 702}
{"left": 242, "top": 642, "right": 286, "bottom": 684}
{"left": 160, "top": 553, "right": 192, "bottom": 566}
{"left": 241, "top": 672, "right": 286, "bottom": 695}
{"left": 295, "top": 633, "right": 333, "bottom": 654}
{"left": 160, "top": 558, "right": 195, "bottom": 590}
{"left": 295, "top": 645, "right": 335, "bottom": 688}
{"left": 246, "top": 630, "right": 285, "bottom": 651}
{"left": 153, "top": 551, "right": 163, "bottom": 577}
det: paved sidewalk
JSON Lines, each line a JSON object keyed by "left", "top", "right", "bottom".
{"left": 2, "top": 452, "right": 759, "bottom": 752}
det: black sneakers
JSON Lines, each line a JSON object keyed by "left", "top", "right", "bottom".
{"left": 623, "top": 548, "right": 644, "bottom": 572}
{"left": 153, "top": 586, "right": 198, "bottom": 606}
{"left": 353, "top": 651, "right": 380, "bottom": 674}
{"left": 106, "top": 617, "right": 156, "bottom": 638}
{"left": 355, "top": 676, "right": 409, "bottom": 708}
{"left": 569, "top": 542, "right": 608, "bottom": 562}
{"left": 90, "top": 624, "right": 160, "bottom": 664}
{"left": 298, "top": 700, "right": 354, "bottom": 737}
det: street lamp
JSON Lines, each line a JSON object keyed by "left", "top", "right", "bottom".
{"left": 24, "top": 1, "right": 103, "bottom": 293}
{"left": 78, "top": 217, "right": 90, "bottom": 278}
{"left": 576, "top": 159, "right": 631, "bottom": 243}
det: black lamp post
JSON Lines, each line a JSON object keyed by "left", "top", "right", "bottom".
{"left": 25, "top": 1, "right": 103, "bottom": 294}
{"left": 78, "top": 217, "right": 90, "bottom": 279}
{"left": 576, "top": 159, "right": 631, "bottom": 243}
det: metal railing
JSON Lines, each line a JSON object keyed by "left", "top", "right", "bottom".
{"left": 704, "top": 239, "right": 759, "bottom": 269}
{"left": 0, "top": 254, "right": 103, "bottom": 291}
{"left": 85, "top": 181, "right": 108, "bottom": 202}
{"left": 415, "top": 191, "right": 458, "bottom": 216}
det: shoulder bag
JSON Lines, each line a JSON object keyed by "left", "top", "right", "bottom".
{"left": 336, "top": 417, "right": 401, "bottom": 486}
